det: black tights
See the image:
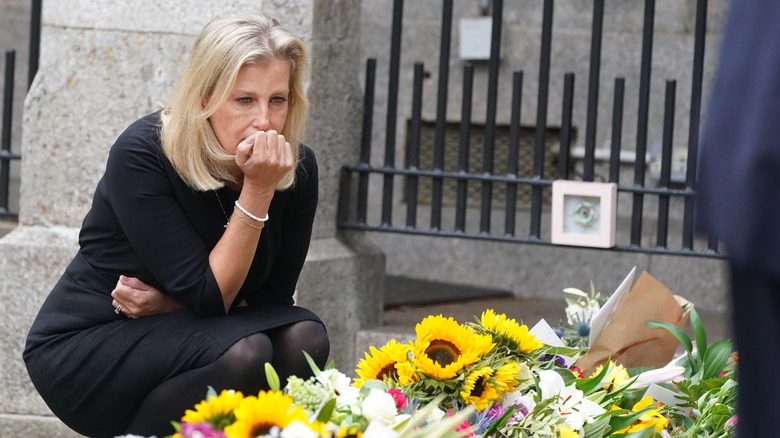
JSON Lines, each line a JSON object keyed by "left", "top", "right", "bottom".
{"left": 124, "top": 320, "right": 329, "bottom": 437}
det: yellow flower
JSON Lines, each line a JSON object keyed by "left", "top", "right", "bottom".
{"left": 223, "top": 390, "right": 311, "bottom": 438}
{"left": 412, "top": 315, "right": 494, "bottom": 380}
{"left": 493, "top": 361, "right": 522, "bottom": 394}
{"left": 478, "top": 309, "right": 543, "bottom": 354}
{"left": 354, "top": 339, "right": 412, "bottom": 387}
{"left": 395, "top": 359, "right": 421, "bottom": 386}
{"left": 330, "top": 424, "right": 363, "bottom": 437}
{"left": 180, "top": 389, "right": 244, "bottom": 430}
{"left": 614, "top": 396, "right": 669, "bottom": 433}
{"left": 557, "top": 424, "right": 580, "bottom": 438}
{"left": 460, "top": 367, "right": 501, "bottom": 411}
{"left": 590, "top": 362, "right": 630, "bottom": 391}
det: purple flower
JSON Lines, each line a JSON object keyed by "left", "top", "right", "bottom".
{"left": 538, "top": 354, "right": 567, "bottom": 367}
{"left": 513, "top": 402, "right": 529, "bottom": 418}
{"left": 484, "top": 404, "right": 508, "bottom": 423}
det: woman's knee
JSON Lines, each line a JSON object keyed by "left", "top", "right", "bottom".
{"left": 220, "top": 333, "right": 274, "bottom": 375}
{"left": 282, "top": 320, "right": 330, "bottom": 359}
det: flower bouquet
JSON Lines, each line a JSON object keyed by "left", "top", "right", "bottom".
{"left": 164, "top": 270, "right": 736, "bottom": 438}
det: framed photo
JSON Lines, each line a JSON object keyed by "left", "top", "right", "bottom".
{"left": 551, "top": 180, "right": 617, "bottom": 248}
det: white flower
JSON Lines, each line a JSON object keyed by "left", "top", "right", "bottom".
{"left": 315, "top": 369, "right": 360, "bottom": 410}
{"left": 280, "top": 420, "right": 320, "bottom": 438}
{"left": 364, "top": 420, "right": 400, "bottom": 438}
{"left": 425, "top": 404, "right": 446, "bottom": 423}
{"left": 537, "top": 370, "right": 605, "bottom": 430}
{"left": 362, "top": 389, "right": 399, "bottom": 425}
{"left": 563, "top": 287, "right": 601, "bottom": 325}
{"left": 317, "top": 369, "right": 352, "bottom": 393}
{"left": 630, "top": 365, "right": 686, "bottom": 389}
{"left": 502, "top": 391, "right": 537, "bottom": 419}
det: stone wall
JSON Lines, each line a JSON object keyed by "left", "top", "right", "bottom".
{"left": 0, "top": 1, "right": 382, "bottom": 435}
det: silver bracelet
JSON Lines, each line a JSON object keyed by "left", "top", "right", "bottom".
{"left": 235, "top": 213, "right": 264, "bottom": 230}
{"left": 234, "top": 200, "right": 269, "bottom": 223}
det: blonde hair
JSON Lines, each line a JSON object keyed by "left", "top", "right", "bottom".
{"left": 161, "top": 14, "right": 309, "bottom": 191}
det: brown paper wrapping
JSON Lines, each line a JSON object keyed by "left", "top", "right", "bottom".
{"left": 575, "top": 271, "right": 691, "bottom": 376}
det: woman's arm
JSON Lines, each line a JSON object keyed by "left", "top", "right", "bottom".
{"left": 208, "top": 131, "right": 294, "bottom": 311}
{"left": 104, "top": 118, "right": 293, "bottom": 315}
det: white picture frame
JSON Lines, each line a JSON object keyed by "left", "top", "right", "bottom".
{"left": 551, "top": 180, "right": 618, "bottom": 248}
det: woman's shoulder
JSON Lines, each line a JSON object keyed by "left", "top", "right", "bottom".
{"left": 114, "top": 111, "right": 163, "bottom": 150}
{"left": 106, "top": 111, "right": 168, "bottom": 170}
{"left": 299, "top": 144, "right": 318, "bottom": 171}
{"left": 296, "top": 144, "right": 318, "bottom": 181}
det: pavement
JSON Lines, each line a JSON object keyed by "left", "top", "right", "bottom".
{"left": 381, "top": 275, "right": 734, "bottom": 343}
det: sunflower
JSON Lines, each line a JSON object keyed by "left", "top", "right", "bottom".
{"left": 180, "top": 389, "right": 244, "bottom": 430}
{"left": 459, "top": 367, "right": 500, "bottom": 411}
{"left": 354, "top": 339, "right": 412, "bottom": 387}
{"left": 223, "top": 390, "right": 311, "bottom": 438}
{"left": 476, "top": 309, "right": 543, "bottom": 354}
{"left": 412, "top": 315, "right": 494, "bottom": 380}
{"left": 330, "top": 424, "right": 363, "bottom": 437}
{"left": 492, "top": 361, "right": 522, "bottom": 394}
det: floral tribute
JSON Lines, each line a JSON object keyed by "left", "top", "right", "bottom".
{"left": 150, "top": 284, "right": 737, "bottom": 438}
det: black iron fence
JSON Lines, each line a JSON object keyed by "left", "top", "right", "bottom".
{"left": 1, "top": 0, "right": 41, "bottom": 220}
{"left": 338, "top": 0, "right": 722, "bottom": 258}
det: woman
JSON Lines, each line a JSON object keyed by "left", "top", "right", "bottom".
{"left": 23, "top": 14, "right": 329, "bottom": 438}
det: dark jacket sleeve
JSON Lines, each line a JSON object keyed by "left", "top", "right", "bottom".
{"left": 102, "top": 123, "right": 225, "bottom": 315}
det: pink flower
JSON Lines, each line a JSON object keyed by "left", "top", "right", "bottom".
{"left": 726, "top": 415, "right": 738, "bottom": 433}
{"left": 387, "top": 388, "right": 408, "bottom": 411}
{"left": 447, "top": 409, "right": 476, "bottom": 437}
{"left": 180, "top": 421, "right": 228, "bottom": 438}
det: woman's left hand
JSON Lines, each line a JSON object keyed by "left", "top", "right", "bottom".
{"left": 111, "top": 275, "right": 185, "bottom": 318}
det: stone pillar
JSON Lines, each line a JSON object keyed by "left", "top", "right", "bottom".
{"left": 0, "top": 0, "right": 383, "bottom": 435}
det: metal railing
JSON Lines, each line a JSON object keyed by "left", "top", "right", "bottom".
{"left": 1, "top": 0, "right": 41, "bottom": 220}
{"left": 338, "top": 0, "right": 721, "bottom": 258}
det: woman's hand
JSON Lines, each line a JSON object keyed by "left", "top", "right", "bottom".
{"left": 111, "top": 275, "right": 185, "bottom": 319}
{"left": 235, "top": 130, "right": 294, "bottom": 193}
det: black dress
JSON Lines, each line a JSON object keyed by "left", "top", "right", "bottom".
{"left": 23, "top": 112, "right": 323, "bottom": 437}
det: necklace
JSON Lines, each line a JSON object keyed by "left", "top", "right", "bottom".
{"left": 215, "top": 191, "right": 230, "bottom": 228}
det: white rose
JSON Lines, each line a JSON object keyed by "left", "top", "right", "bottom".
{"left": 362, "top": 389, "right": 398, "bottom": 425}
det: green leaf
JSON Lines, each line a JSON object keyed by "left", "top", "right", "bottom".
{"left": 645, "top": 320, "right": 693, "bottom": 355}
{"left": 537, "top": 344, "right": 584, "bottom": 357}
{"left": 315, "top": 397, "right": 337, "bottom": 423}
{"left": 302, "top": 350, "right": 322, "bottom": 377}
{"left": 482, "top": 402, "right": 518, "bottom": 436}
{"left": 583, "top": 414, "right": 612, "bottom": 438}
{"left": 359, "top": 379, "right": 389, "bottom": 397}
{"left": 702, "top": 340, "right": 734, "bottom": 380}
{"left": 575, "top": 361, "right": 612, "bottom": 393}
{"left": 608, "top": 406, "right": 657, "bottom": 433}
{"left": 613, "top": 427, "right": 659, "bottom": 437}
{"left": 688, "top": 306, "right": 709, "bottom": 359}
{"left": 265, "top": 362, "right": 281, "bottom": 391}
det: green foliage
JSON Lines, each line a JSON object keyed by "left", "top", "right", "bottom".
{"left": 265, "top": 362, "right": 281, "bottom": 391}
{"left": 645, "top": 306, "right": 733, "bottom": 381}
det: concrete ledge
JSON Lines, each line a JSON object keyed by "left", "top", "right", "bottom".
{"left": 0, "top": 414, "right": 83, "bottom": 437}
{"left": 0, "top": 225, "right": 78, "bottom": 416}
{"left": 296, "top": 233, "right": 385, "bottom": 371}
{"left": 354, "top": 326, "right": 414, "bottom": 375}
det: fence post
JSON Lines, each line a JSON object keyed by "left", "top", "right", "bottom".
{"left": 1, "top": 50, "right": 17, "bottom": 219}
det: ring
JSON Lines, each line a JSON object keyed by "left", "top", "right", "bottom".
{"left": 114, "top": 304, "right": 124, "bottom": 315}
